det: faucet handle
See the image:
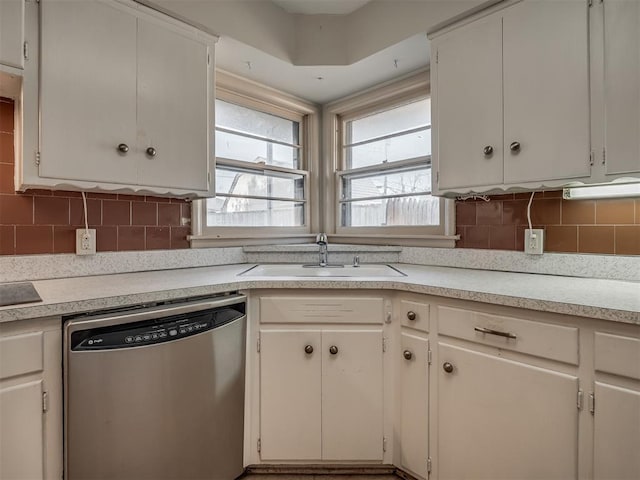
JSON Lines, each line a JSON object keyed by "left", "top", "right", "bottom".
{"left": 316, "top": 233, "right": 328, "bottom": 245}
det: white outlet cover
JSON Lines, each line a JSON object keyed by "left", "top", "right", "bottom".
{"left": 75, "top": 229, "right": 97, "bottom": 255}
{"left": 524, "top": 229, "right": 544, "bottom": 255}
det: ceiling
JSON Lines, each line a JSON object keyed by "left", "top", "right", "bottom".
{"left": 271, "top": 0, "right": 372, "bottom": 15}
{"left": 216, "top": 33, "right": 430, "bottom": 104}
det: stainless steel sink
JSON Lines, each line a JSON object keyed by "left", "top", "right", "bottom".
{"left": 239, "top": 264, "right": 406, "bottom": 277}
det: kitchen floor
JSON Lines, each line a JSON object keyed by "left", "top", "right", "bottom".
{"left": 241, "top": 476, "right": 399, "bottom": 479}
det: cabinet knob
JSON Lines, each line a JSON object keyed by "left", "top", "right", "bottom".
{"left": 146, "top": 147, "right": 157, "bottom": 158}
{"left": 406, "top": 311, "right": 417, "bottom": 321}
{"left": 509, "top": 141, "right": 521, "bottom": 153}
{"left": 329, "top": 345, "right": 338, "bottom": 355}
{"left": 403, "top": 350, "right": 413, "bottom": 360}
{"left": 443, "top": 362, "right": 454, "bottom": 373}
{"left": 117, "top": 143, "right": 129, "bottom": 154}
{"left": 304, "top": 344, "right": 314, "bottom": 354}
{"left": 483, "top": 145, "right": 494, "bottom": 156}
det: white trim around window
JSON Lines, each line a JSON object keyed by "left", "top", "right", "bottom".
{"left": 190, "top": 70, "right": 320, "bottom": 248}
{"left": 323, "top": 68, "right": 457, "bottom": 247}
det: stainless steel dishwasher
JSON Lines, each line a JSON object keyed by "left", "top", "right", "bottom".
{"left": 64, "top": 294, "right": 246, "bottom": 480}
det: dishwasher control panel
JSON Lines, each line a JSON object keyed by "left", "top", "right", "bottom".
{"left": 70, "top": 305, "right": 244, "bottom": 351}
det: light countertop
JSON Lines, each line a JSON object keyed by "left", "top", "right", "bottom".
{"left": 0, "top": 263, "right": 638, "bottom": 325}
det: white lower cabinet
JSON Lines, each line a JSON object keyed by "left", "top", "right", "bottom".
{"left": 259, "top": 329, "right": 322, "bottom": 460}
{"left": 399, "top": 332, "right": 429, "bottom": 479}
{"left": 255, "top": 293, "right": 387, "bottom": 463}
{"left": 593, "top": 332, "right": 640, "bottom": 479}
{"left": 259, "top": 327, "right": 384, "bottom": 462}
{"left": 0, "top": 319, "right": 62, "bottom": 480}
{"left": 437, "top": 343, "right": 579, "bottom": 480}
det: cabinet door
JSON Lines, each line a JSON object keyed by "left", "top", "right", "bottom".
{"left": 0, "top": 380, "right": 44, "bottom": 480}
{"left": 434, "top": 12, "right": 503, "bottom": 191}
{"left": 593, "top": 382, "right": 640, "bottom": 480}
{"left": 321, "top": 329, "right": 383, "bottom": 461}
{"left": 400, "top": 333, "right": 429, "bottom": 479}
{"left": 259, "top": 330, "right": 322, "bottom": 460}
{"left": 0, "top": 0, "right": 24, "bottom": 69}
{"left": 438, "top": 343, "right": 579, "bottom": 480}
{"left": 603, "top": 0, "right": 640, "bottom": 176}
{"left": 40, "top": 0, "right": 138, "bottom": 184}
{"left": 137, "top": 18, "right": 211, "bottom": 191}
{"left": 503, "top": 0, "right": 590, "bottom": 184}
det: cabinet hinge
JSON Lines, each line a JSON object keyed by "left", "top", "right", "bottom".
{"left": 42, "top": 391, "right": 48, "bottom": 413}
{"left": 207, "top": 54, "right": 211, "bottom": 65}
{"left": 427, "top": 348, "right": 432, "bottom": 365}
{"left": 382, "top": 337, "right": 387, "bottom": 353}
{"left": 207, "top": 171, "right": 212, "bottom": 186}
{"left": 382, "top": 436, "right": 387, "bottom": 452}
{"left": 35, "top": 151, "right": 41, "bottom": 166}
{"left": 436, "top": 171, "right": 439, "bottom": 185}
{"left": 435, "top": 51, "right": 439, "bottom": 64}
{"left": 23, "top": 41, "right": 29, "bottom": 61}
{"left": 602, "top": 148, "right": 606, "bottom": 165}
{"left": 588, "top": 0, "right": 593, "bottom": 7}
{"left": 589, "top": 392, "right": 595, "bottom": 415}
{"left": 257, "top": 338, "right": 261, "bottom": 353}
{"left": 577, "top": 389, "right": 584, "bottom": 410}
{"left": 257, "top": 438, "right": 261, "bottom": 452}
{"left": 427, "top": 457, "right": 432, "bottom": 474}
{"left": 589, "top": 151, "right": 594, "bottom": 167}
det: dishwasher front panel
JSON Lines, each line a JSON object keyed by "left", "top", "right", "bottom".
{"left": 66, "top": 309, "right": 246, "bottom": 480}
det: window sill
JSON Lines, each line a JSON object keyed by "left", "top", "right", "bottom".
{"left": 189, "top": 234, "right": 316, "bottom": 248}
{"left": 329, "top": 234, "right": 459, "bottom": 248}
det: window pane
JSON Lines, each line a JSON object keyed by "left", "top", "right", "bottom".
{"left": 215, "top": 167, "right": 305, "bottom": 201}
{"left": 341, "top": 195, "right": 440, "bottom": 227}
{"left": 206, "top": 197, "right": 305, "bottom": 227}
{"left": 342, "top": 167, "right": 431, "bottom": 200}
{"left": 347, "top": 98, "right": 430, "bottom": 144}
{"left": 216, "top": 100, "right": 299, "bottom": 145}
{"left": 345, "top": 129, "right": 431, "bottom": 169}
{"left": 216, "top": 130, "right": 300, "bottom": 168}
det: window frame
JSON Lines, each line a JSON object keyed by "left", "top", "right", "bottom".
{"left": 191, "top": 70, "right": 320, "bottom": 247}
{"left": 324, "top": 69, "right": 457, "bottom": 246}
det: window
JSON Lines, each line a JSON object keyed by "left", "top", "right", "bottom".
{"left": 191, "top": 71, "right": 318, "bottom": 246}
{"left": 327, "top": 70, "right": 455, "bottom": 245}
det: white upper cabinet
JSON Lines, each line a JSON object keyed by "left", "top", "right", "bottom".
{"left": 431, "top": 0, "right": 591, "bottom": 196}
{"left": 32, "top": 0, "right": 216, "bottom": 197}
{"left": 433, "top": 13, "right": 503, "bottom": 191}
{"left": 602, "top": 0, "right": 640, "bottom": 178}
{"left": 0, "top": 0, "right": 25, "bottom": 70}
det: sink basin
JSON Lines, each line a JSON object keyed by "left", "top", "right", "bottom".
{"left": 239, "top": 264, "right": 406, "bottom": 277}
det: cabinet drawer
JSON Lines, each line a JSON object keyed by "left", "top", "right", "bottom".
{"left": 0, "top": 332, "right": 43, "bottom": 380}
{"left": 398, "top": 299, "right": 430, "bottom": 332}
{"left": 437, "top": 306, "right": 578, "bottom": 365}
{"left": 260, "top": 297, "right": 384, "bottom": 324}
{"left": 595, "top": 332, "right": 640, "bottom": 380}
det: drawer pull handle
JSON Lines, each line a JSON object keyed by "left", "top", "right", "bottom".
{"left": 474, "top": 326, "right": 517, "bottom": 339}
{"left": 406, "top": 311, "right": 417, "bottom": 321}
{"left": 304, "top": 345, "right": 314, "bottom": 354}
{"left": 329, "top": 345, "right": 338, "bottom": 355}
{"left": 403, "top": 350, "right": 413, "bottom": 360}
{"left": 443, "top": 362, "right": 454, "bottom": 373}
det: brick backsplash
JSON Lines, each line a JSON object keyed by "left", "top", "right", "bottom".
{"left": 456, "top": 191, "right": 640, "bottom": 255}
{"left": 0, "top": 97, "right": 192, "bottom": 255}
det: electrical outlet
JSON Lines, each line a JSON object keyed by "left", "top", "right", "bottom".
{"left": 76, "top": 229, "right": 96, "bottom": 255}
{"left": 524, "top": 228, "right": 544, "bottom": 255}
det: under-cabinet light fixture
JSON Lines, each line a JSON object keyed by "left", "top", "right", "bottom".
{"left": 563, "top": 183, "right": 640, "bottom": 200}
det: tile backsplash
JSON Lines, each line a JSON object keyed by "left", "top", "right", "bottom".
{"left": 456, "top": 191, "right": 640, "bottom": 255}
{"left": 0, "top": 98, "right": 192, "bottom": 255}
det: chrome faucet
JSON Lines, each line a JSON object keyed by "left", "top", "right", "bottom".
{"left": 316, "top": 233, "right": 328, "bottom": 267}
